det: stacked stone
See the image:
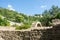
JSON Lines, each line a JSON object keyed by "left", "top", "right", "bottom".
{"left": 52, "top": 24, "right": 60, "bottom": 40}
{"left": 0, "top": 29, "right": 48, "bottom": 40}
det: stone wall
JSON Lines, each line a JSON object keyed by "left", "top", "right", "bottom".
{"left": 0, "top": 24, "right": 60, "bottom": 40}
{"left": 51, "top": 24, "right": 60, "bottom": 40}
{"left": 0, "top": 29, "right": 52, "bottom": 40}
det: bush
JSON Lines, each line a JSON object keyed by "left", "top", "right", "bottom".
{"left": 15, "top": 25, "right": 20, "bottom": 30}
{"left": 4, "top": 22, "right": 10, "bottom": 26}
{"left": 16, "top": 23, "right": 31, "bottom": 30}
{"left": 0, "top": 17, "right": 10, "bottom": 26}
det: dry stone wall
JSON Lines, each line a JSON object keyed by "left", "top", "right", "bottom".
{"left": 0, "top": 24, "right": 60, "bottom": 40}
{"left": 51, "top": 24, "right": 60, "bottom": 40}
{"left": 0, "top": 29, "right": 52, "bottom": 40}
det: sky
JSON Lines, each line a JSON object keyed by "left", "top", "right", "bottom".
{"left": 0, "top": 0, "right": 60, "bottom": 15}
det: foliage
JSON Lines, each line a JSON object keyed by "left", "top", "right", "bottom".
{"left": 15, "top": 15, "right": 24, "bottom": 22}
{"left": 16, "top": 23, "right": 31, "bottom": 30}
{"left": 0, "top": 8, "right": 26, "bottom": 22}
{"left": 0, "top": 5, "right": 60, "bottom": 27}
{"left": 0, "top": 16, "right": 10, "bottom": 26}
{"left": 33, "top": 5, "right": 60, "bottom": 26}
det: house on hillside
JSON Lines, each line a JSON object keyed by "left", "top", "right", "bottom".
{"left": 31, "top": 21, "right": 42, "bottom": 27}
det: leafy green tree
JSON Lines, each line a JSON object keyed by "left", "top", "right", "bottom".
{"left": 0, "top": 15, "right": 10, "bottom": 26}
{"left": 55, "top": 12, "right": 60, "bottom": 19}
{"left": 15, "top": 15, "right": 24, "bottom": 22}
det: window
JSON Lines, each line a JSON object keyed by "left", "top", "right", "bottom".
{"left": 37, "top": 24, "right": 41, "bottom": 27}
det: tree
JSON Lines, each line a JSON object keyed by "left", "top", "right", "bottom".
{"left": 55, "top": 12, "right": 60, "bottom": 19}
{"left": 0, "top": 16, "right": 10, "bottom": 26}
{"left": 15, "top": 15, "right": 24, "bottom": 22}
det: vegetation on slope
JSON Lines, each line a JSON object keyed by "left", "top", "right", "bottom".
{"left": 0, "top": 5, "right": 60, "bottom": 29}
{"left": 0, "top": 15, "right": 10, "bottom": 26}
{"left": 34, "top": 5, "right": 60, "bottom": 26}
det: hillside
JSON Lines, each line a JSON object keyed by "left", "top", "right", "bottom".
{"left": 0, "top": 7, "right": 31, "bottom": 29}
{"left": 0, "top": 5, "right": 60, "bottom": 30}
{"left": 0, "top": 7, "right": 26, "bottom": 22}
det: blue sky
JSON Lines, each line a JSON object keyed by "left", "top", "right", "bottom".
{"left": 0, "top": 0, "right": 60, "bottom": 15}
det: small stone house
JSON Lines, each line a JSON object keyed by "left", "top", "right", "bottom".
{"left": 31, "top": 21, "right": 42, "bottom": 27}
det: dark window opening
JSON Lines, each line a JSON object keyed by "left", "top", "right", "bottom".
{"left": 50, "top": 39, "right": 52, "bottom": 40}
{"left": 37, "top": 24, "right": 41, "bottom": 27}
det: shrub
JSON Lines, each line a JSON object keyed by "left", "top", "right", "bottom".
{"left": 0, "top": 17, "right": 10, "bottom": 26}
{"left": 16, "top": 23, "right": 31, "bottom": 30}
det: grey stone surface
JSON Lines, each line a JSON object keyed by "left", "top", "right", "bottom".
{"left": 0, "top": 29, "right": 49, "bottom": 40}
{"left": 0, "top": 24, "right": 60, "bottom": 40}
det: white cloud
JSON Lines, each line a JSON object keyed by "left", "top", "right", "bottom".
{"left": 8, "top": 5, "right": 12, "bottom": 8}
{"left": 40, "top": 5, "right": 47, "bottom": 8}
{"left": 7, "top": 4, "right": 15, "bottom": 11}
